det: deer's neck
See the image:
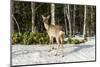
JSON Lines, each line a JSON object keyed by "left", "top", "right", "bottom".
{"left": 44, "top": 23, "right": 49, "bottom": 30}
{"left": 43, "top": 21, "right": 49, "bottom": 30}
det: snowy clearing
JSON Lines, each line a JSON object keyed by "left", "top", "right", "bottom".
{"left": 12, "top": 37, "right": 95, "bottom": 66}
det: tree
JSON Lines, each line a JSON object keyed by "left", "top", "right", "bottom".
{"left": 83, "top": 5, "right": 87, "bottom": 39}
{"left": 64, "top": 5, "right": 68, "bottom": 36}
{"left": 65, "top": 4, "right": 72, "bottom": 37}
{"left": 87, "top": 6, "right": 93, "bottom": 37}
{"left": 12, "top": 1, "right": 96, "bottom": 38}
{"left": 12, "top": 14, "right": 21, "bottom": 34}
{"left": 11, "top": 1, "right": 14, "bottom": 33}
{"left": 90, "top": 6, "right": 93, "bottom": 36}
{"left": 73, "top": 5, "right": 76, "bottom": 37}
{"left": 51, "top": 3, "right": 55, "bottom": 25}
{"left": 31, "top": 2, "right": 36, "bottom": 32}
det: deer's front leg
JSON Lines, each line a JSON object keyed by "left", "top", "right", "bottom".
{"left": 48, "top": 36, "right": 53, "bottom": 52}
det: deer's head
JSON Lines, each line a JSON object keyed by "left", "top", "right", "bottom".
{"left": 42, "top": 15, "right": 50, "bottom": 23}
{"left": 42, "top": 15, "right": 50, "bottom": 30}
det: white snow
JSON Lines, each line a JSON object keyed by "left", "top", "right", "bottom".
{"left": 12, "top": 36, "right": 96, "bottom": 66}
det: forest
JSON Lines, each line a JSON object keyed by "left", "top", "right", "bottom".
{"left": 11, "top": 1, "right": 96, "bottom": 45}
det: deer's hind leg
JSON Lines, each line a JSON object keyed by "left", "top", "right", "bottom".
{"left": 55, "top": 37, "right": 60, "bottom": 56}
{"left": 60, "top": 36, "right": 64, "bottom": 57}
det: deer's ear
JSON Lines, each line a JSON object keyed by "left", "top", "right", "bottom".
{"left": 47, "top": 15, "right": 50, "bottom": 19}
{"left": 41, "top": 15, "right": 45, "bottom": 19}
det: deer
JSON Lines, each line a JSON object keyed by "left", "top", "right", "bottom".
{"left": 42, "top": 15, "right": 65, "bottom": 57}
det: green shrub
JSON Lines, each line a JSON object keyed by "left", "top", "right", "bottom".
{"left": 72, "top": 39, "right": 80, "bottom": 44}
{"left": 12, "top": 32, "right": 86, "bottom": 45}
{"left": 12, "top": 32, "right": 22, "bottom": 44}
{"left": 65, "top": 38, "right": 84, "bottom": 44}
{"left": 66, "top": 38, "right": 73, "bottom": 44}
{"left": 80, "top": 39, "right": 87, "bottom": 43}
{"left": 22, "top": 32, "right": 30, "bottom": 45}
{"left": 12, "top": 32, "right": 49, "bottom": 45}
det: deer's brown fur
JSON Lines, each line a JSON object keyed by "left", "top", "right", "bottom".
{"left": 42, "top": 15, "right": 64, "bottom": 57}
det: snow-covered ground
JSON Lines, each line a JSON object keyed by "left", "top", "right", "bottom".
{"left": 12, "top": 36, "right": 96, "bottom": 66}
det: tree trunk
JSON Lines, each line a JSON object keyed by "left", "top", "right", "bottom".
{"left": 64, "top": 5, "right": 68, "bottom": 36}
{"left": 11, "top": 1, "right": 14, "bottom": 33}
{"left": 31, "top": 2, "right": 36, "bottom": 32}
{"left": 67, "top": 4, "right": 72, "bottom": 37}
{"left": 83, "top": 5, "right": 87, "bottom": 39}
{"left": 73, "top": 5, "right": 76, "bottom": 37}
{"left": 91, "top": 6, "right": 93, "bottom": 36}
{"left": 51, "top": 3, "right": 55, "bottom": 25}
{"left": 12, "top": 15, "right": 21, "bottom": 35}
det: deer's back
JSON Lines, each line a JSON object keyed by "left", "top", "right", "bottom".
{"left": 47, "top": 25, "right": 64, "bottom": 37}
